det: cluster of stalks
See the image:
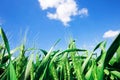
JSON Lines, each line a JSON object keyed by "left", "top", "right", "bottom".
{"left": 0, "top": 27, "right": 120, "bottom": 80}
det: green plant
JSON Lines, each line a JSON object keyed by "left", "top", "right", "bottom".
{"left": 0, "top": 27, "right": 120, "bottom": 80}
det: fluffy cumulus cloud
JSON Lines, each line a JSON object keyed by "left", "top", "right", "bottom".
{"left": 103, "top": 30, "right": 120, "bottom": 38}
{"left": 38, "top": 0, "right": 88, "bottom": 26}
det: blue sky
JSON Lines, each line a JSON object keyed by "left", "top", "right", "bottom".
{"left": 0, "top": 0, "right": 120, "bottom": 50}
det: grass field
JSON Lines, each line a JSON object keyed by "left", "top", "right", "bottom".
{"left": 0, "top": 27, "right": 120, "bottom": 80}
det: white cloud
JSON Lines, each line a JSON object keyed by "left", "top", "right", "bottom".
{"left": 103, "top": 30, "right": 120, "bottom": 38}
{"left": 38, "top": 0, "right": 88, "bottom": 26}
{"left": 79, "top": 8, "right": 88, "bottom": 17}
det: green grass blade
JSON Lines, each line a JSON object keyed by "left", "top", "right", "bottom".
{"left": 49, "top": 63, "right": 58, "bottom": 80}
{"left": 24, "top": 54, "right": 33, "bottom": 80}
{"left": 63, "top": 53, "right": 70, "bottom": 80}
{"left": 0, "top": 69, "right": 7, "bottom": 80}
{"left": 111, "top": 70, "right": 120, "bottom": 79}
{"left": 9, "top": 61, "right": 17, "bottom": 80}
{"left": 59, "top": 66, "right": 63, "bottom": 80}
{"left": 104, "top": 69, "right": 109, "bottom": 76}
{"left": 69, "top": 40, "right": 84, "bottom": 80}
{"left": 40, "top": 49, "right": 48, "bottom": 56}
{"left": 1, "top": 55, "right": 9, "bottom": 64}
{"left": 34, "top": 57, "right": 50, "bottom": 80}
{"left": 34, "top": 40, "right": 60, "bottom": 80}
{"left": 30, "top": 63, "right": 34, "bottom": 80}
{"left": 39, "top": 61, "right": 50, "bottom": 80}
{"left": 92, "top": 62, "right": 98, "bottom": 80}
{"left": 15, "top": 44, "right": 27, "bottom": 80}
{"left": 0, "top": 28, "right": 11, "bottom": 60}
{"left": 105, "top": 33, "right": 120, "bottom": 66}
{"left": 82, "top": 51, "right": 93, "bottom": 74}
{"left": 95, "top": 41, "right": 107, "bottom": 80}
{"left": 85, "top": 60, "right": 94, "bottom": 80}
{"left": 116, "top": 46, "right": 120, "bottom": 63}
{"left": 93, "top": 41, "right": 104, "bottom": 51}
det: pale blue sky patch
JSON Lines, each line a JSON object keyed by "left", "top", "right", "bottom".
{"left": 0, "top": 17, "right": 4, "bottom": 25}
{"left": 0, "top": 0, "right": 120, "bottom": 50}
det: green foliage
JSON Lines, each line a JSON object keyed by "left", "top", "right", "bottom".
{"left": 9, "top": 61, "right": 17, "bottom": 80}
{"left": 0, "top": 27, "right": 120, "bottom": 80}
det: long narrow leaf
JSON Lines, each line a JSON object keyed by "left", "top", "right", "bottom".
{"left": 111, "top": 70, "right": 120, "bottom": 79}
{"left": 24, "top": 54, "right": 33, "bottom": 80}
{"left": 0, "top": 28, "right": 11, "bottom": 60}
{"left": 82, "top": 51, "right": 93, "bottom": 73}
{"left": 105, "top": 33, "right": 120, "bottom": 66}
{"left": 9, "top": 61, "right": 17, "bottom": 80}
{"left": 34, "top": 39, "right": 60, "bottom": 80}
